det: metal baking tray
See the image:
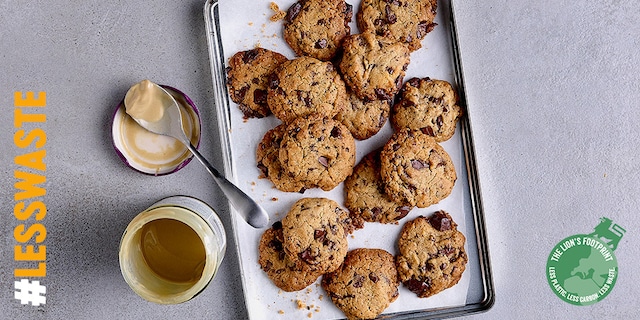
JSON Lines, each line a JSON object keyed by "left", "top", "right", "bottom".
{"left": 204, "top": 0, "right": 494, "bottom": 318}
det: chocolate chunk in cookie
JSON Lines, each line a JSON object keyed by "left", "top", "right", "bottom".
{"left": 322, "top": 248, "right": 399, "bottom": 319}
{"left": 339, "top": 32, "right": 410, "bottom": 102}
{"left": 357, "top": 0, "right": 438, "bottom": 52}
{"left": 392, "top": 77, "right": 462, "bottom": 142}
{"left": 258, "top": 222, "right": 323, "bottom": 291}
{"left": 380, "top": 129, "right": 456, "bottom": 208}
{"left": 226, "top": 48, "right": 288, "bottom": 118}
{"left": 267, "top": 56, "right": 348, "bottom": 123}
{"left": 279, "top": 114, "right": 356, "bottom": 191}
{"left": 395, "top": 212, "right": 467, "bottom": 298}
{"left": 344, "top": 148, "right": 413, "bottom": 224}
{"left": 284, "top": 0, "right": 353, "bottom": 61}
{"left": 281, "top": 198, "right": 350, "bottom": 274}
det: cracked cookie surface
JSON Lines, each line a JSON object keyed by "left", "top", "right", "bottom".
{"left": 357, "top": 0, "right": 438, "bottom": 52}
{"left": 339, "top": 32, "right": 410, "bottom": 102}
{"left": 344, "top": 149, "right": 413, "bottom": 224}
{"left": 256, "top": 124, "right": 307, "bottom": 193}
{"left": 392, "top": 77, "right": 462, "bottom": 142}
{"left": 258, "top": 222, "right": 322, "bottom": 291}
{"left": 267, "top": 56, "right": 347, "bottom": 123}
{"left": 395, "top": 211, "right": 467, "bottom": 298}
{"left": 279, "top": 114, "right": 355, "bottom": 191}
{"left": 380, "top": 129, "right": 456, "bottom": 208}
{"left": 281, "top": 198, "right": 350, "bottom": 274}
{"left": 283, "top": 0, "right": 353, "bottom": 61}
{"left": 226, "top": 48, "right": 288, "bottom": 118}
{"left": 335, "top": 89, "right": 391, "bottom": 140}
{"left": 322, "top": 248, "right": 399, "bottom": 320}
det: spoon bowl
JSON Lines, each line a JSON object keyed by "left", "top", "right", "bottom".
{"left": 125, "top": 82, "right": 270, "bottom": 228}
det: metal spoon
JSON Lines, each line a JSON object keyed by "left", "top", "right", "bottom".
{"left": 126, "top": 84, "right": 269, "bottom": 228}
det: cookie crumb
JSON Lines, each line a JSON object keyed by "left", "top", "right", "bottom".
{"left": 278, "top": 310, "right": 285, "bottom": 315}
{"left": 248, "top": 22, "right": 253, "bottom": 26}
{"left": 307, "top": 312, "right": 313, "bottom": 318}
{"left": 271, "top": 197, "right": 278, "bottom": 201}
{"left": 295, "top": 299, "right": 306, "bottom": 310}
{"left": 269, "top": 2, "right": 286, "bottom": 22}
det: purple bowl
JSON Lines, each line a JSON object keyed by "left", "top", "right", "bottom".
{"left": 111, "top": 84, "right": 202, "bottom": 176}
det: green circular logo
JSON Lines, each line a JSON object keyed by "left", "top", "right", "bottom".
{"left": 546, "top": 234, "right": 618, "bottom": 305}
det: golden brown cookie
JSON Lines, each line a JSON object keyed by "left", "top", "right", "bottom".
{"left": 344, "top": 149, "right": 413, "bottom": 224}
{"left": 357, "top": 0, "right": 438, "bottom": 52}
{"left": 322, "top": 248, "right": 399, "bottom": 320}
{"left": 335, "top": 89, "right": 391, "bottom": 140}
{"left": 267, "top": 56, "right": 347, "bottom": 123}
{"left": 256, "top": 124, "right": 307, "bottom": 193}
{"left": 258, "top": 222, "right": 322, "bottom": 292}
{"left": 339, "top": 32, "right": 410, "bottom": 101}
{"left": 279, "top": 114, "right": 356, "bottom": 191}
{"left": 283, "top": 0, "right": 353, "bottom": 61}
{"left": 392, "top": 77, "right": 462, "bottom": 142}
{"left": 380, "top": 129, "right": 456, "bottom": 208}
{"left": 395, "top": 212, "right": 467, "bottom": 298}
{"left": 281, "top": 198, "right": 350, "bottom": 274}
{"left": 226, "top": 48, "right": 288, "bottom": 118}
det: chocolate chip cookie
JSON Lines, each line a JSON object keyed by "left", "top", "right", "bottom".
{"left": 283, "top": 0, "right": 353, "bottom": 61}
{"left": 392, "top": 77, "right": 462, "bottom": 142}
{"left": 335, "top": 89, "right": 391, "bottom": 140}
{"left": 256, "top": 124, "right": 307, "bottom": 193}
{"left": 339, "top": 32, "right": 410, "bottom": 101}
{"left": 322, "top": 248, "right": 399, "bottom": 320}
{"left": 344, "top": 149, "right": 413, "bottom": 224}
{"left": 279, "top": 114, "right": 356, "bottom": 191}
{"left": 267, "top": 56, "right": 348, "bottom": 123}
{"left": 380, "top": 129, "right": 456, "bottom": 208}
{"left": 395, "top": 211, "right": 467, "bottom": 298}
{"left": 226, "top": 48, "right": 288, "bottom": 119}
{"left": 281, "top": 198, "right": 350, "bottom": 274}
{"left": 357, "top": 0, "right": 438, "bottom": 52}
{"left": 258, "top": 222, "right": 323, "bottom": 292}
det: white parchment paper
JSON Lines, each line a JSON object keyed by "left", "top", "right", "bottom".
{"left": 216, "top": 0, "right": 472, "bottom": 318}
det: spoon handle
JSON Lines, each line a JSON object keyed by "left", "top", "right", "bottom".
{"left": 185, "top": 143, "right": 270, "bottom": 228}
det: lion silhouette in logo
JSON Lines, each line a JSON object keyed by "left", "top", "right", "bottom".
{"left": 589, "top": 217, "right": 626, "bottom": 250}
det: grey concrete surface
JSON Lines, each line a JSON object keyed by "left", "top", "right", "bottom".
{"left": 1, "top": 0, "right": 639, "bottom": 319}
